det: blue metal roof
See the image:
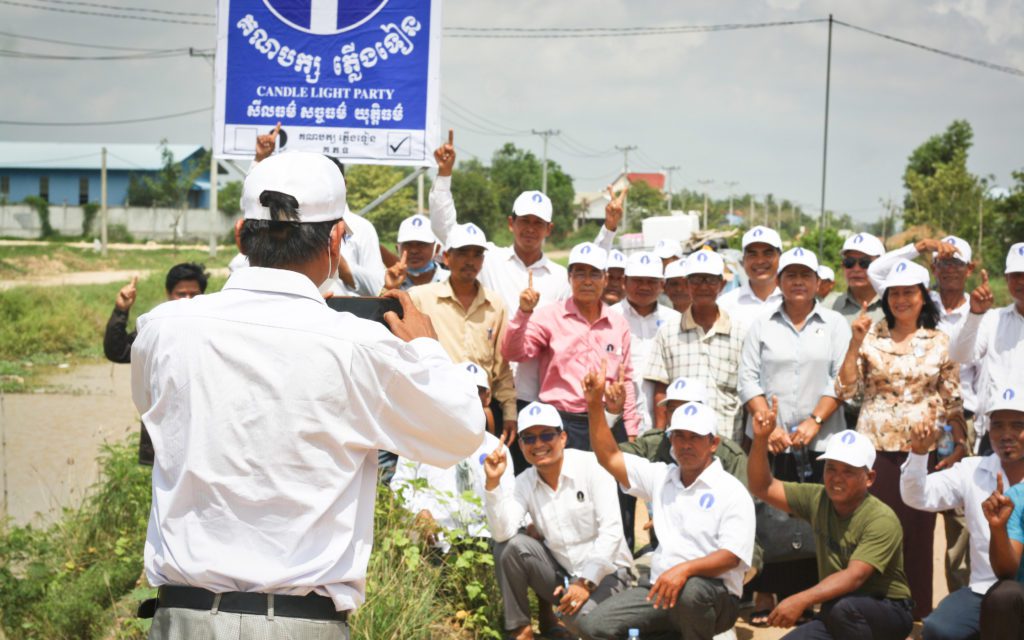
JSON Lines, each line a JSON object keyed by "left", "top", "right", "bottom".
{"left": 0, "top": 142, "right": 206, "bottom": 171}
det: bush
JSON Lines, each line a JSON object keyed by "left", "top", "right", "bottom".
{"left": 106, "top": 224, "right": 134, "bottom": 244}
{"left": 81, "top": 203, "right": 100, "bottom": 237}
{"left": 22, "top": 196, "right": 54, "bottom": 239}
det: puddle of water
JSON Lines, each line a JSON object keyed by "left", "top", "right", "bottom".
{"left": 0, "top": 362, "right": 141, "bottom": 525}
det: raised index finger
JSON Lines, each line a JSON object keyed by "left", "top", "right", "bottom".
{"left": 447, "top": 128, "right": 454, "bottom": 146}
{"left": 400, "top": 249, "right": 408, "bottom": 266}
{"left": 997, "top": 473, "right": 1005, "bottom": 495}
{"left": 528, "top": 270, "right": 533, "bottom": 290}
{"left": 130, "top": 275, "right": 138, "bottom": 287}
{"left": 981, "top": 269, "right": 989, "bottom": 285}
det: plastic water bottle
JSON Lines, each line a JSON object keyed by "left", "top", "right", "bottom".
{"left": 790, "top": 426, "right": 814, "bottom": 482}
{"left": 937, "top": 424, "right": 955, "bottom": 460}
{"left": 628, "top": 629, "right": 640, "bottom": 639}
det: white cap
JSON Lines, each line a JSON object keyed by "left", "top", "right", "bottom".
{"left": 512, "top": 190, "right": 553, "bottom": 223}
{"left": 397, "top": 214, "right": 436, "bottom": 244}
{"left": 742, "top": 226, "right": 782, "bottom": 250}
{"left": 242, "top": 152, "right": 346, "bottom": 223}
{"left": 817, "top": 265, "right": 836, "bottom": 281}
{"left": 517, "top": 401, "right": 563, "bottom": 433}
{"left": 989, "top": 385, "right": 1024, "bottom": 415}
{"left": 1006, "top": 243, "right": 1024, "bottom": 275}
{"left": 568, "top": 242, "right": 608, "bottom": 270}
{"left": 882, "top": 259, "right": 930, "bottom": 291}
{"left": 653, "top": 239, "right": 683, "bottom": 260}
{"left": 937, "top": 235, "right": 972, "bottom": 264}
{"left": 778, "top": 246, "right": 819, "bottom": 274}
{"left": 458, "top": 361, "right": 489, "bottom": 390}
{"left": 819, "top": 430, "right": 876, "bottom": 470}
{"left": 446, "top": 222, "right": 488, "bottom": 250}
{"left": 608, "top": 249, "right": 627, "bottom": 271}
{"left": 625, "top": 251, "right": 664, "bottom": 278}
{"left": 658, "top": 377, "right": 709, "bottom": 405}
{"left": 683, "top": 250, "right": 725, "bottom": 277}
{"left": 666, "top": 401, "right": 717, "bottom": 436}
{"left": 842, "top": 232, "right": 885, "bottom": 257}
{"left": 663, "top": 258, "right": 686, "bottom": 280}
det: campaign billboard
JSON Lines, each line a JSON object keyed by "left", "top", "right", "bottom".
{"left": 214, "top": 0, "right": 441, "bottom": 165}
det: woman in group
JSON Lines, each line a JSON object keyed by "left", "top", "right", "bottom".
{"left": 837, "top": 256, "right": 966, "bottom": 620}
{"left": 739, "top": 246, "right": 852, "bottom": 625}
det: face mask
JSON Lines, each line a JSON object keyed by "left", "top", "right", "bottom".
{"left": 405, "top": 260, "right": 437, "bottom": 277}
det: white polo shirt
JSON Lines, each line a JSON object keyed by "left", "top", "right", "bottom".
{"left": 484, "top": 448, "right": 633, "bottom": 584}
{"left": 717, "top": 281, "right": 782, "bottom": 334}
{"left": 623, "top": 455, "right": 755, "bottom": 597}
{"left": 611, "top": 301, "right": 682, "bottom": 432}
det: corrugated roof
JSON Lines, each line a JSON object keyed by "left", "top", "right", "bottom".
{"left": 0, "top": 142, "right": 206, "bottom": 171}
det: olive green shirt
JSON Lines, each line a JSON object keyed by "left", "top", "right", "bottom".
{"left": 783, "top": 483, "right": 911, "bottom": 600}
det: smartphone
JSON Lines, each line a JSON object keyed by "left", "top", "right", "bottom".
{"left": 326, "top": 296, "right": 403, "bottom": 328}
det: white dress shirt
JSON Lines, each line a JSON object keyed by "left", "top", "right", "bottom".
{"left": 430, "top": 176, "right": 569, "bottom": 401}
{"left": 484, "top": 449, "right": 633, "bottom": 584}
{"left": 623, "top": 455, "right": 755, "bottom": 597}
{"left": 611, "top": 301, "right": 682, "bottom": 432}
{"left": 131, "top": 267, "right": 484, "bottom": 612}
{"left": 950, "top": 304, "right": 1024, "bottom": 437}
{"left": 392, "top": 432, "right": 514, "bottom": 549}
{"left": 717, "top": 281, "right": 783, "bottom": 334}
{"left": 901, "top": 453, "right": 1010, "bottom": 594}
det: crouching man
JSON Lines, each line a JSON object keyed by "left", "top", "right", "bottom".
{"left": 579, "top": 364, "right": 755, "bottom": 640}
{"left": 749, "top": 400, "right": 913, "bottom": 640}
{"left": 483, "top": 401, "right": 633, "bottom": 640}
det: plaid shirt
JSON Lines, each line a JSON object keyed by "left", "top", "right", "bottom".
{"left": 644, "top": 308, "right": 744, "bottom": 441}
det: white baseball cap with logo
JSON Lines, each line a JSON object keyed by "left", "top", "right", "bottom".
{"left": 666, "top": 401, "right": 717, "bottom": 436}
{"left": 512, "top": 190, "right": 553, "bottom": 223}
{"left": 659, "top": 377, "right": 709, "bottom": 406}
{"left": 817, "top": 265, "right": 835, "bottom": 282}
{"left": 742, "top": 226, "right": 783, "bottom": 251}
{"left": 988, "top": 385, "right": 1024, "bottom": 415}
{"left": 608, "top": 249, "right": 627, "bottom": 272}
{"left": 841, "top": 232, "right": 885, "bottom": 257}
{"left": 625, "top": 251, "right": 664, "bottom": 278}
{"left": 1006, "top": 242, "right": 1024, "bottom": 275}
{"left": 397, "top": 214, "right": 437, "bottom": 244}
{"left": 242, "top": 151, "right": 346, "bottom": 223}
{"left": 446, "top": 222, "right": 488, "bottom": 251}
{"left": 517, "top": 401, "right": 564, "bottom": 433}
{"left": 819, "top": 430, "right": 876, "bottom": 470}
{"left": 936, "top": 235, "right": 972, "bottom": 264}
{"left": 778, "top": 247, "right": 820, "bottom": 274}
{"left": 653, "top": 239, "right": 684, "bottom": 260}
{"left": 458, "top": 361, "right": 489, "bottom": 390}
{"left": 882, "top": 259, "right": 930, "bottom": 291}
{"left": 683, "top": 250, "right": 725, "bottom": 277}
{"left": 568, "top": 242, "right": 608, "bottom": 271}
{"left": 664, "top": 258, "right": 686, "bottom": 280}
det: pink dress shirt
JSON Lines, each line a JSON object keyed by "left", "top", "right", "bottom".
{"left": 502, "top": 298, "right": 640, "bottom": 436}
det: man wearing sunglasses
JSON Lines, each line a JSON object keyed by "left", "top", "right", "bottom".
{"left": 830, "top": 232, "right": 886, "bottom": 324}
{"left": 483, "top": 402, "right": 633, "bottom": 640}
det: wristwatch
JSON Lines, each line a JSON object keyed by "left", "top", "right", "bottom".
{"left": 576, "top": 578, "right": 597, "bottom": 592}
{"left": 810, "top": 414, "right": 823, "bottom": 426}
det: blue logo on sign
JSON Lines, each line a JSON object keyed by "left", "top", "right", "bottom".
{"left": 895, "top": 262, "right": 907, "bottom": 273}
{"left": 479, "top": 453, "right": 487, "bottom": 465}
{"left": 466, "top": 364, "right": 478, "bottom": 373}
{"left": 1006, "top": 389, "right": 1017, "bottom": 401}
{"left": 263, "top": 0, "right": 389, "bottom": 36}
{"left": 854, "top": 234, "right": 864, "bottom": 243}
{"left": 532, "top": 193, "right": 544, "bottom": 203}
{"left": 683, "top": 404, "right": 698, "bottom": 416}
{"left": 699, "top": 493, "right": 715, "bottom": 510}
{"left": 697, "top": 252, "right": 708, "bottom": 262}
{"left": 794, "top": 248, "right": 804, "bottom": 256}
{"left": 529, "top": 405, "right": 542, "bottom": 416}
{"left": 613, "top": 253, "right": 624, "bottom": 262}
{"left": 467, "top": 225, "right": 478, "bottom": 234}
{"left": 581, "top": 245, "right": 591, "bottom": 254}
{"left": 753, "top": 228, "right": 763, "bottom": 237}
{"left": 640, "top": 255, "right": 650, "bottom": 264}
{"left": 841, "top": 432, "right": 856, "bottom": 445}
{"left": 674, "top": 379, "right": 687, "bottom": 389}
{"left": 412, "top": 217, "right": 423, "bottom": 227}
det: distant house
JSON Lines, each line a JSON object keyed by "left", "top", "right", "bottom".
{"left": 575, "top": 171, "right": 667, "bottom": 223}
{"left": 0, "top": 142, "right": 214, "bottom": 208}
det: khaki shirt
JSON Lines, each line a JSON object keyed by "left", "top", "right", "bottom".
{"left": 409, "top": 280, "right": 517, "bottom": 420}
{"left": 829, "top": 290, "right": 885, "bottom": 325}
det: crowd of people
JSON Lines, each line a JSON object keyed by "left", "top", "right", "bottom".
{"left": 116, "top": 130, "right": 1024, "bottom": 640}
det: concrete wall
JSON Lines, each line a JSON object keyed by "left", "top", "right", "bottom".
{"left": 0, "top": 203, "right": 235, "bottom": 241}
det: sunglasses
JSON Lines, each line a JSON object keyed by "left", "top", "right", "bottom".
{"left": 842, "top": 257, "right": 873, "bottom": 269}
{"left": 520, "top": 431, "right": 561, "bottom": 445}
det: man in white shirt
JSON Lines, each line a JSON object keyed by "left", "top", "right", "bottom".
{"left": 611, "top": 251, "right": 682, "bottom": 433}
{"left": 602, "top": 249, "right": 627, "bottom": 305}
{"left": 132, "top": 152, "right": 484, "bottom": 639}
{"left": 580, "top": 372, "right": 754, "bottom": 640}
{"left": 717, "top": 225, "right": 783, "bottom": 331}
{"left": 382, "top": 214, "right": 448, "bottom": 291}
{"left": 483, "top": 402, "right": 633, "bottom": 640}
{"left": 901, "top": 381, "right": 1024, "bottom": 640}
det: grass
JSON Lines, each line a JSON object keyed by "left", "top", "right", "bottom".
{"left": 0, "top": 243, "right": 233, "bottom": 280}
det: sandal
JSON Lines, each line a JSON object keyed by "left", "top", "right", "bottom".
{"left": 749, "top": 609, "right": 772, "bottom": 627}
{"left": 538, "top": 625, "right": 577, "bottom": 640}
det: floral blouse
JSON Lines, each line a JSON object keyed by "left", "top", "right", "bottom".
{"left": 836, "top": 320, "right": 963, "bottom": 452}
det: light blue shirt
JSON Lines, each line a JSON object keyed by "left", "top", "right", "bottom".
{"left": 739, "top": 302, "right": 852, "bottom": 451}
{"left": 1005, "top": 483, "right": 1024, "bottom": 582}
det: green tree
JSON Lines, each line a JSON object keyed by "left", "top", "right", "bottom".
{"left": 904, "top": 147, "right": 987, "bottom": 242}
{"left": 796, "top": 227, "right": 845, "bottom": 269}
{"left": 124, "top": 141, "right": 210, "bottom": 209}
{"left": 624, "top": 180, "right": 668, "bottom": 232}
{"left": 985, "top": 170, "right": 1024, "bottom": 271}
{"left": 218, "top": 180, "right": 243, "bottom": 218}
{"left": 904, "top": 120, "right": 973, "bottom": 192}
{"left": 344, "top": 164, "right": 417, "bottom": 245}
{"left": 451, "top": 158, "right": 502, "bottom": 238}
{"left": 490, "top": 144, "right": 575, "bottom": 237}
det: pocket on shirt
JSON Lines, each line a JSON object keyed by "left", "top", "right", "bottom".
{"left": 564, "top": 499, "right": 597, "bottom": 545}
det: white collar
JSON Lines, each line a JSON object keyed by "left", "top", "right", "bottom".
{"left": 222, "top": 266, "right": 328, "bottom": 305}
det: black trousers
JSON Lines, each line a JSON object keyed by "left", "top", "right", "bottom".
{"left": 781, "top": 595, "right": 914, "bottom": 640}
{"left": 981, "top": 580, "right": 1024, "bottom": 640}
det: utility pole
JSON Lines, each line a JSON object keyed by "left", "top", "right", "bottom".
{"left": 615, "top": 145, "right": 637, "bottom": 229}
{"left": 191, "top": 46, "right": 219, "bottom": 257}
{"left": 749, "top": 195, "right": 756, "bottom": 225}
{"left": 698, "top": 178, "right": 714, "bottom": 230}
{"left": 662, "top": 165, "right": 680, "bottom": 212}
{"left": 532, "top": 129, "right": 560, "bottom": 194}
{"left": 100, "top": 146, "right": 108, "bottom": 257}
{"left": 818, "top": 14, "right": 834, "bottom": 257}
{"left": 417, "top": 173, "right": 424, "bottom": 214}
{"left": 725, "top": 181, "right": 738, "bottom": 222}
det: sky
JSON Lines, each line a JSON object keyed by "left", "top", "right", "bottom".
{"left": 0, "top": 0, "right": 1021, "bottom": 226}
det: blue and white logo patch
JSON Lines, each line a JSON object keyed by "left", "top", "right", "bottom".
{"left": 683, "top": 404, "right": 698, "bottom": 416}
{"left": 793, "top": 248, "right": 805, "bottom": 256}
{"left": 753, "top": 228, "right": 763, "bottom": 237}
{"left": 697, "top": 252, "right": 708, "bottom": 262}
{"left": 674, "top": 379, "right": 687, "bottom": 390}
{"left": 640, "top": 255, "right": 650, "bottom": 264}
{"left": 1005, "top": 389, "right": 1017, "bottom": 401}
{"left": 466, "top": 363, "right": 478, "bottom": 373}
{"left": 412, "top": 217, "right": 423, "bottom": 226}
{"left": 699, "top": 493, "right": 715, "bottom": 510}
{"left": 853, "top": 234, "right": 864, "bottom": 243}
{"left": 580, "top": 245, "right": 592, "bottom": 254}
{"left": 262, "top": 0, "right": 389, "bottom": 35}
{"left": 529, "top": 405, "right": 542, "bottom": 416}
{"left": 478, "top": 453, "right": 487, "bottom": 465}
{"left": 841, "top": 431, "right": 856, "bottom": 445}
{"left": 895, "top": 262, "right": 908, "bottom": 273}
{"left": 532, "top": 193, "right": 544, "bottom": 203}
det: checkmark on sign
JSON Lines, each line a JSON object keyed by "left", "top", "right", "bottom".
{"left": 387, "top": 133, "right": 411, "bottom": 156}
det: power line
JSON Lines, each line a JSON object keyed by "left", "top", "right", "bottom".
{"left": 443, "top": 19, "right": 828, "bottom": 38}
{"left": 0, "top": 0, "right": 215, "bottom": 26}
{"left": 33, "top": 0, "right": 213, "bottom": 18}
{"left": 0, "top": 47, "right": 203, "bottom": 60}
{"left": 834, "top": 19, "right": 1024, "bottom": 78}
{"left": 0, "top": 29, "right": 168, "bottom": 51}
{"left": 440, "top": 97, "right": 531, "bottom": 136}
{"left": 0, "top": 106, "right": 212, "bottom": 126}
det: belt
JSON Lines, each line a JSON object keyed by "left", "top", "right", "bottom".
{"left": 140, "top": 585, "right": 348, "bottom": 622}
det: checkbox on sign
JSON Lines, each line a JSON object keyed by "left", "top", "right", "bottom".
{"left": 387, "top": 133, "right": 411, "bottom": 156}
